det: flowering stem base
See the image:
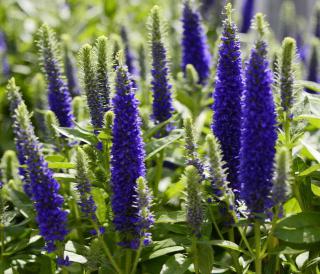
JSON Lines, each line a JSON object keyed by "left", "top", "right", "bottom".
{"left": 254, "top": 221, "right": 262, "bottom": 274}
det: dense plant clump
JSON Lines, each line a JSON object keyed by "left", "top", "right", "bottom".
{"left": 1, "top": 1, "right": 320, "bottom": 274}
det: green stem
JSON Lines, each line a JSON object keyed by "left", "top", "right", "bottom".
{"left": 130, "top": 240, "right": 143, "bottom": 274}
{"left": 0, "top": 223, "right": 4, "bottom": 274}
{"left": 228, "top": 229, "right": 242, "bottom": 274}
{"left": 125, "top": 249, "right": 132, "bottom": 274}
{"left": 254, "top": 221, "right": 262, "bottom": 274}
{"left": 92, "top": 222, "right": 123, "bottom": 274}
{"left": 262, "top": 207, "right": 279, "bottom": 255}
{"left": 153, "top": 150, "right": 164, "bottom": 196}
{"left": 209, "top": 207, "right": 224, "bottom": 240}
{"left": 192, "top": 236, "right": 199, "bottom": 274}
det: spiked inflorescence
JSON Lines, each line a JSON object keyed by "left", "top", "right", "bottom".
{"left": 8, "top": 79, "right": 68, "bottom": 252}
{"left": 148, "top": 6, "right": 174, "bottom": 134}
{"left": 36, "top": 24, "right": 74, "bottom": 127}
{"left": 240, "top": 0, "right": 255, "bottom": 33}
{"left": 306, "top": 41, "right": 319, "bottom": 94}
{"left": 272, "top": 148, "right": 291, "bottom": 205}
{"left": 75, "top": 147, "right": 97, "bottom": 222}
{"left": 212, "top": 4, "right": 244, "bottom": 192}
{"left": 111, "top": 65, "right": 147, "bottom": 249}
{"left": 79, "top": 44, "right": 105, "bottom": 129}
{"left": 181, "top": 0, "right": 211, "bottom": 84}
{"left": 280, "top": 37, "right": 296, "bottom": 111}
{"left": 239, "top": 39, "right": 277, "bottom": 215}
{"left": 95, "top": 36, "right": 111, "bottom": 112}
{"left": 206, "top": 134, "right": 228, "bottom": 199}
{"left": 184, "top": 117, "right": 205, "bottom": 179}
{"left": 185, "top": 165, "right": 203, "bottom": 236}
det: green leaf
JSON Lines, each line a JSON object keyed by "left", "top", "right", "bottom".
{"left": 145, "top": 130, "right": 183, "bottom": 160}
{"left": 297, "top": 80, "right": 320, "bottom": 93}
{"left": 53, "top": 125, "right": 98, "bottom": 145}
{"left": 143, "top": 114, "right": 180, "bottom": 139}
{"left": 53, "top": 173, "right": 75, "bottom": 183}
{"left": 274, "top": 212, "right": 320, "bottom": 245}
{"left": 156, "top": 211, "right": 186, "bottom": 223}
{"left": 197, "top": 240, "right": 248, "bottom": 255}
{"left": 160, "top": 254, "right": 192, "bottom": 274}
{"left": 48, "top": 162, "right": 75, "bottom": 169}
{"left": 294, "top": 115, "right": 320, "bottom": 128}
{"left": 301, "top": 141, "right": 320, "bottom": 163}
{"left": 91, "top": 187, "right": 107, "bottom": 223}
{"left": 198, "top": 243, "right": 214, "bottom": 274}
{"left": 45, "top": 154, "right": 65, "bottom": 162}
{"left": 143, "top": 246, "right": 185, "bottom": 260}
{"left": 298, "top": 164, "right": 320, "bottom": 177}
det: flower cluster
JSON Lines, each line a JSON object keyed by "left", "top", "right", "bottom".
{"left": 111, "top": 65, "right": 150, "bottom": 248}
{"left": 181, "top": 0, "right": 211, "bottom": 84}
{"left": 36, "top": 24, "right": 74, "bottom": 128}
{"left": 239, "top": 40, "right": 277, "bottom": 214}
{"left": 212, "top": 4, "right": 244, "bottom": 192}
{"left": 8, "top": 79, "right": 68, "bottom": 252}
{"left": 149, "top": 6, "right": 174, "bottom": 134}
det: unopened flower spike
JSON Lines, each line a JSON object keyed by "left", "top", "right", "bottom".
{"left": 184, "top": 117, "right": 205, "bottom": 180}
{"left": 280, "top": 37, "right": 296, "bottom": 112}
{"left": 36, "top": 24, "right": 74, "bottom": 127}
{"left": 181, "top": 0, "right": 211, "bottom": 84}
{"left": 134, "top": 177, "right": 154, "bottom": 246}
{"left": 212, "top": 3, "right": 244, "bottom": 193}
{"left": 79, "top": 44, "right": 104, "bottom": 129}
{"left": 1, "top": 150, "right": 18, "bottom": 184}
{"left": 95, "top": 36, "right": 111, "bottom": 112}
{"left": 239, "top": 27, "right": 277, "bottom": 215}
{"left": 8, "top": 80, "right": 68, "bottom": 252}
{"left": 272, "top": 147, "right": 291, "bottom": 205}
{"left": 240, "top": 0, "right": 255, "bottom": 33}
{"left": 148, "top": 5, "right": 174, "bottom": 135}
{"left": 184, "top": 165, "right": 203, "bottom": 237}
{"left": 44, "top": 110, "right": 60, "bottom": 147}
{"left": 75, "top": 147, "right": 97, "bottom": 222}
{"left": 6, "top": 78, "right": 32, "bottom": 197}
{"left": 206, "top": 134, "right": 228, "bottom": 199}
{"left": 111, "top": 64, "right": 147, "bottom": 249}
